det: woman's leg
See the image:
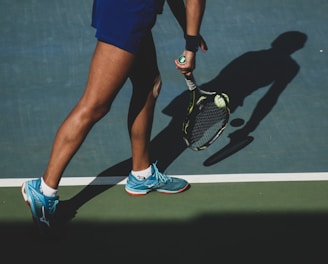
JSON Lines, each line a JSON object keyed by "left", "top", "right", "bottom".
{"left": 128, "top": 32, "right": 161, "bottom": 171}
{"left": 125, "top": 37, "right": 190, "bottom": 196}
{"left": 43, "top": 41, "right": 135, "bottom": 188}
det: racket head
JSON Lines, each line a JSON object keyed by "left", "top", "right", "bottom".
{"left": 182, "top": 88, "right": 230, "bottom": 150}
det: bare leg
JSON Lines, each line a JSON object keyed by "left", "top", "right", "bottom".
{"left": 128, "top": 32, "right": 161, "bottom": 171}
{"left": 128, "top": 75, "right": 161, "bottom": 171}
{"left": 43, "top": 41, "right": 135, "bottom": 188}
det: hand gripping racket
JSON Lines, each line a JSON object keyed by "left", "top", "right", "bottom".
{"left": 178, "top": 55, "right": 230, "bottom": 151}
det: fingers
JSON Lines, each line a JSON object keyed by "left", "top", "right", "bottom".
{"left": 199, "top": 36, "right": 208, "bottom": 52}
{"left": 174, "top": 51, "right": 195, "bottom": 75}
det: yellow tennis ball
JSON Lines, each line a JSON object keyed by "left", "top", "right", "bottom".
{"left": 214, "top": 95, "right": 226, "bottom": 108}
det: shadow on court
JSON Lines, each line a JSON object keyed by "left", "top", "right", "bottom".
{"left": 46, "top": 31, "right": 308, "bottom": 225}
{"left": 2, "top": 212, "right": 327, "bottom": 263}
{"left": 202, "top": 30, "right": 307, "bottom": 166}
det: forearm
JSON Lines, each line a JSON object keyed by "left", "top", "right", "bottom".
{"left": 174, "top": 0, "right": 207, "bottom": 74}
{"left": 185, "top": 0, "right": 206, "bottom": 36}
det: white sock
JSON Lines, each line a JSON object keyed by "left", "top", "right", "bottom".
{"left": 40, "top": 177, "right": 58, "bottom": 197}
{"left": 131, "top": 165, "right": 152, "bottom": 180}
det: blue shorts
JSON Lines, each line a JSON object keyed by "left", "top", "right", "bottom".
{"left": 91, "top": 0, "right": 165, "bottom": 54}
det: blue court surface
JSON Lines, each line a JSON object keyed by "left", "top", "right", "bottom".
{"left": 1, "top": 1, "right": 328, "bottom": 263}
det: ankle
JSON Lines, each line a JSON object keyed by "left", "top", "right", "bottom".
{"left": 40, "top": 178, "right": 58, "bottom": 197}
{"left": 131, "top": 165, "right": 152, "bottom": 180}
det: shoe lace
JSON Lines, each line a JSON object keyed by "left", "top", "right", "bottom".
{"left": 152, "top": 162, "right": 173, "bottom": 184}
{"left": 47, "top": 198, "right": 59, "bottom": 215}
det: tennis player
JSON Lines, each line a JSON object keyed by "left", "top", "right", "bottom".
{"left": 21, "top": 0, "right": 207, "bottom": 234}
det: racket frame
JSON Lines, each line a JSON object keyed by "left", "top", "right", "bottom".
{"left": 181, "top": 68, "right": 230, "bottom": 150}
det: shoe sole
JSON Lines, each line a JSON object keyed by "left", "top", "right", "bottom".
{"left": 125, "top": 183, "right": 190, "bottom": 196}
{"left": 21, "top": 182, "right": 29, "bottom": 205}
{"left": 21, "top": 182, "right": 38, "bottom": 225}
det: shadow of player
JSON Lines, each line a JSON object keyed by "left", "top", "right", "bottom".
{"left": 202, "top": 31, "right": 307, "bottom": 165}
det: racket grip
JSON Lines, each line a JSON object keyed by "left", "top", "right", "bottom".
{"left": 178, "top": 55, "right": 198, "bottom": 91}
{"left": 184, "top": 74, "right": 198, "bottom": 91}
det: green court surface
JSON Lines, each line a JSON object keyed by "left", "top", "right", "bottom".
{"left": 1, "top": 0, "right": 328, "bottom": 263}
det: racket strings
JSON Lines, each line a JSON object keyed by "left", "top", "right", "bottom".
{"left": 187, "top": 101, "right": 228, "bottom": 148}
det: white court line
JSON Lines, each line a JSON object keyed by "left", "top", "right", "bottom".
{"left": 1, "top": 172, "right": 328, "bottom": 187}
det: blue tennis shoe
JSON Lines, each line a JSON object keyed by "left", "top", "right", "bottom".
{"left": 125, "top": 163, "right": 190, "bottom": 196}
{"left": 21, "top": 178, "right": 59, "bottom": 235}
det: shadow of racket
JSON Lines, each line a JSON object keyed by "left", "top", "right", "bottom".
{"left": 203, "top": 135, "right": 254, "bottom": 166}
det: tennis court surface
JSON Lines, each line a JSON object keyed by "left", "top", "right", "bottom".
{"left": 1, "top": 1, "right": 327, "bottom": 263}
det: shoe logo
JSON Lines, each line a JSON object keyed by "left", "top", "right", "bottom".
{"left": 145, "top": 183, "right": 155, "bottom": 188}
{"left": 39, "top": 206, "right": 50, "bottom": 227}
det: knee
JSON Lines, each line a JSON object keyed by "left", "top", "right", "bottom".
{"left": 78, "top": 102, "right": 111, "bottom": 124}
{"left": 91, "top": 104, "right": 111, "bottom": 122}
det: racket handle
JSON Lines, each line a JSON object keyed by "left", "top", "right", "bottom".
{"left": 177, "top": 55, "right": 198, "bottom": 91}
{"left": 184, "top": 74, "right": 198, "bottom": 91}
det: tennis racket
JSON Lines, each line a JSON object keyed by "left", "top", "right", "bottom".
{"left": 178, "top": 55, "right": 230, "bottom": 151}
